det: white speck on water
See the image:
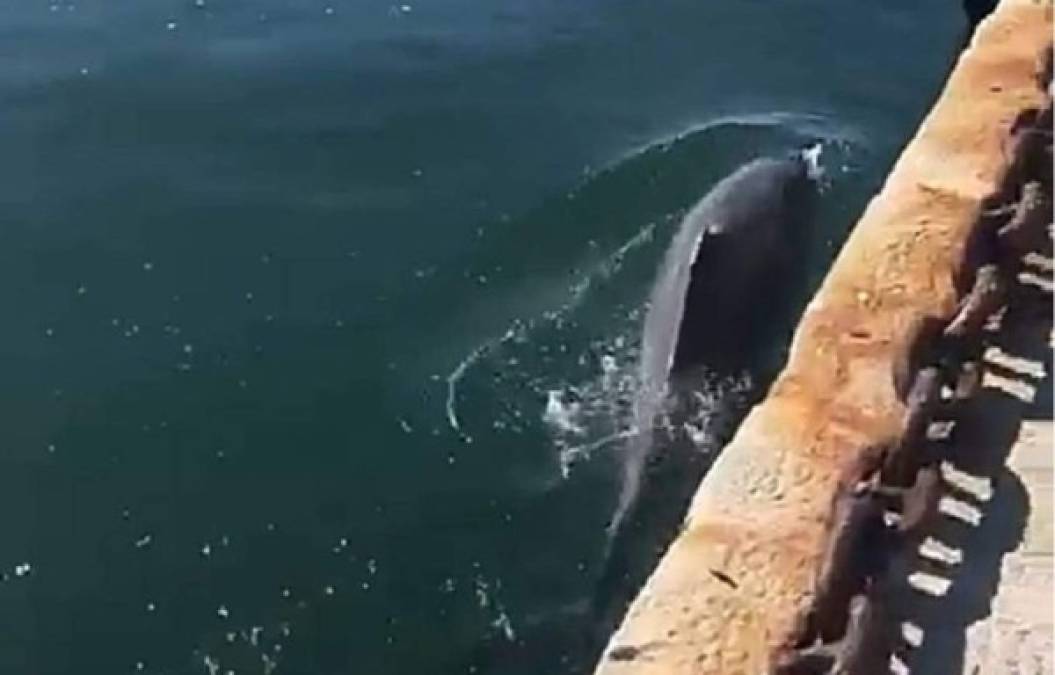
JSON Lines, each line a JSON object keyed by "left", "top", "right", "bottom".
{"left": 76, "top": 285, "right": 87, "bottom": 295}
{"left": 146, "top": 602, "right": 156, "bottom": 612}
{"left": 13, "top": 563, "right": 31, "bottom": 577}
{"left": 165, "top": 20, "right": 178, "bottom": 30}
{"left": 203, "top": 655, "right": 219, "bottom": 675}
{"left": 245, "top": 292, "right": 254, "bottom": 302}
{"left": 366, "top": 558, "right": 378, "bottom": 575}
{"left": 411, "top": 168, "right": 423, "bottom": 177}
{"left": 324, "top": 6, "right": 334, "bottom": 14}
{"left": 266, "top": 522, "right": 276, "bottom": 532}
{"left": 134, "top": 534, "right": 153, "bottom": 549}
{"left": 47, "top": 444, "right": 56, "bottom": 453}
{"left": 324, "top": 585, "right": 335, "bottom": 596}
{"left": 44, "top": 328, "right": 54, "bottom": 337}
{"left": 225, "top": 632, "right": 236, "bottom": 644}
{"left": 220, "top": 535, "right": 229, "bottom": 547}
{"left": 398, "top": 419, "right": 413, "bottom": 434}
{"left": 143, "top": 261, "right": 153, "bottom": 271}
{"left": 335, "top": 319, "right": 344, "bottom": 328}
{"left": 136, "top": 661, "right": 145, "bottom": 671}
{"left": 201, "top": 544, "right": 211, "bottom": 557}
{"left": 194, "top": 0, "right": 206, "bottom": 6}
{"left": 399, "top": 4, "right": 412, "bottom": 12}
{"left": 217, "top": 605, "right": 230, "bottom": 619}
{"left": 78, "top": 67, "right": 89, "bottom": 76}
{"left": 281, "top": 587, "right": 291, "bottom": 598}
{"left": 250, "top": 626, "right": 263, "bottom": 647}
{"left": 183, "top": 343, "right": 193, "bottom": 354}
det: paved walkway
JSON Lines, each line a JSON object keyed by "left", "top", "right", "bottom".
{"left": 893, "top": 274, "right": 1052, "bottom": 675}
{"left": 960, "top": 351, "right": 1052, "bottom": 674}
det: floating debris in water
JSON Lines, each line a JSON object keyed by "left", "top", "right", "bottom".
{"left": 13, "top": 563, "right": 32, "bottom": 577}
{"left": 134, "top": 534, "right": 152, "bottom": 549}
{"left": 217, "top": 605, "right": 230, "bottom": 619}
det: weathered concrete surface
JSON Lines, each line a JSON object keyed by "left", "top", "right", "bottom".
{"left": 957, "top": 368, "right": 1053, "bottom": 675}
{"left": 889, "top": 312, "right": 1053, "bottom": 675}
{"left": 593, "top": 1, "right": 1052, "bottom": 673}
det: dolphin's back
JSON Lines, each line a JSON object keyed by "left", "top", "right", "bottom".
{"left": 641, "top": 156, "right": 811, "bottom": 384}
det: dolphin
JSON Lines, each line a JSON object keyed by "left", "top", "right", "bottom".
{"left": 591, "top": 149, "right": 820, "bottom": 643}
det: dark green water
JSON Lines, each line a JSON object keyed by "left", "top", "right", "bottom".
{"left": 0, "top": 2, "right": 964, "bottom": 674}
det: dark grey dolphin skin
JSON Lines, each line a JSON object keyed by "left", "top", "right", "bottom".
{"left": 616, "top": 153, "right": 817, "bottom": 540}
{"left": 643, "top": 154, "right": 817, "bottom": 387}
{"left": 592, "top": 151, "right": 819, "bottom": 648}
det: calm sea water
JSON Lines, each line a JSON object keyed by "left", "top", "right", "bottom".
{"left": 0, "top": 2, "right": 964, "bottom": 674}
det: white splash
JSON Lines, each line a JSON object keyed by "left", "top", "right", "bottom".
{"left": 443, "top": 221, "right": 654, "bottom": 438}
{"left": 801, "top": 141, "right": 825, "bottom": 181}
{"left": 541, "top": 389, "right": 585, "bottom": 437}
